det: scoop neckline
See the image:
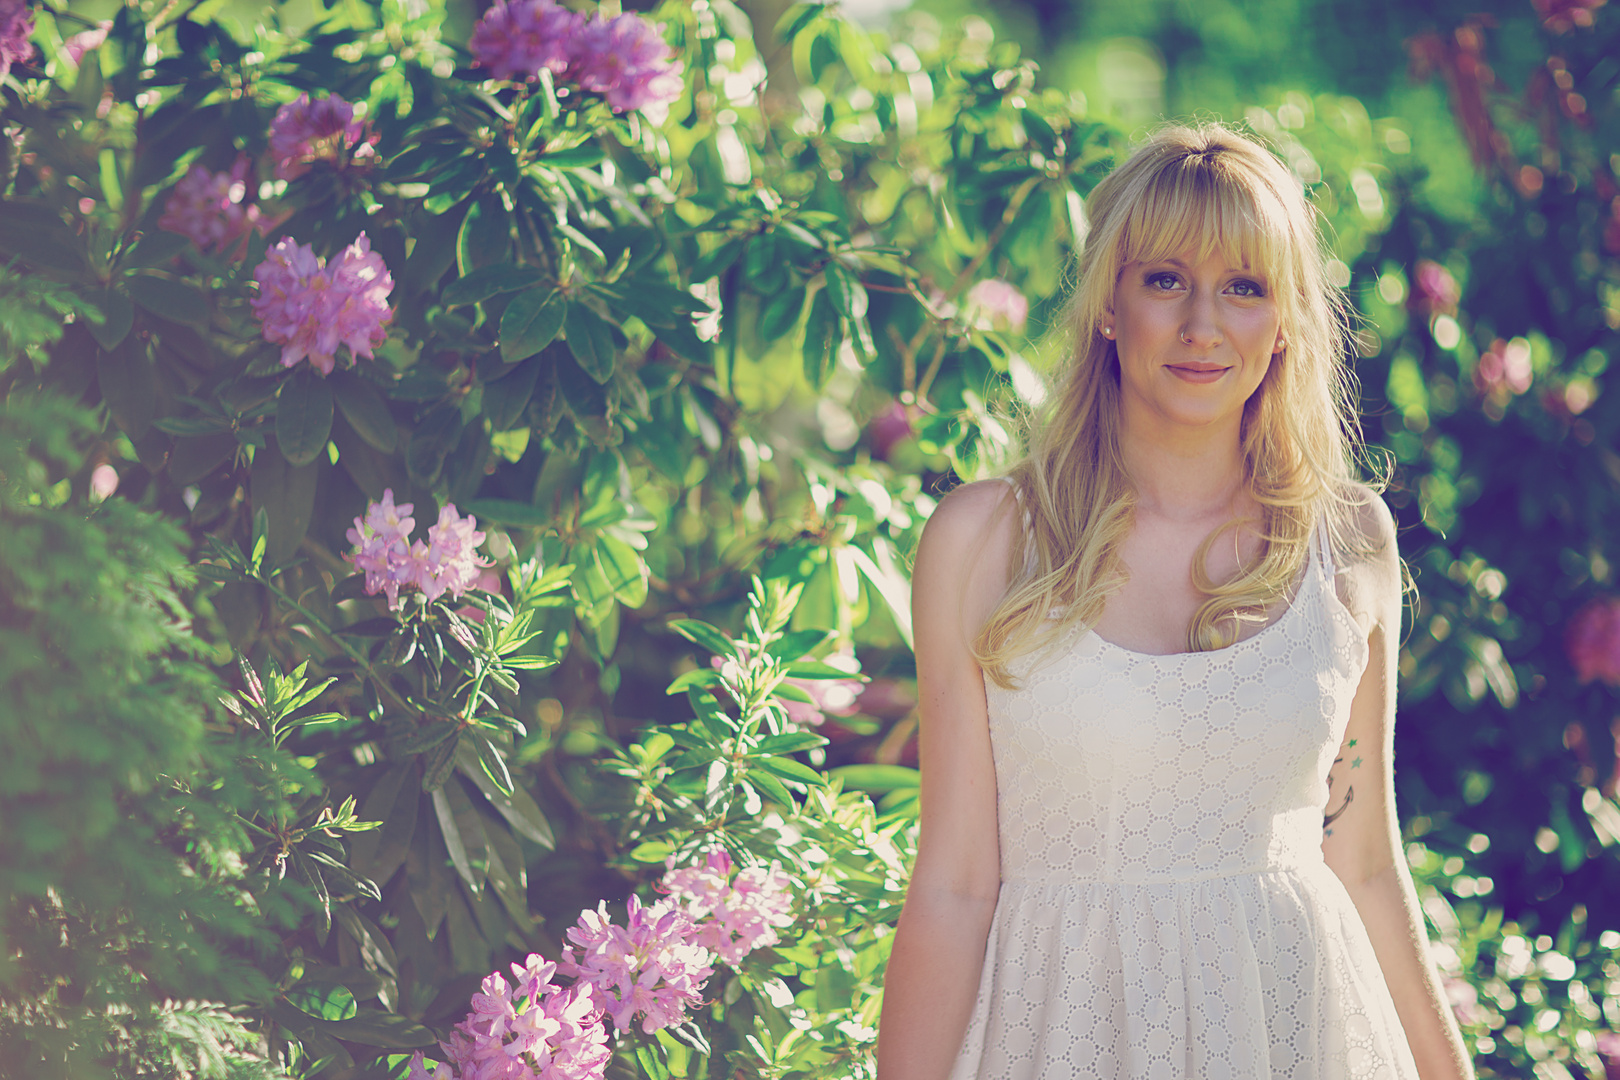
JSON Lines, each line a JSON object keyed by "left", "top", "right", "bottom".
{"left": 1086, "top": 563, "right": 1317, "bottom": 660}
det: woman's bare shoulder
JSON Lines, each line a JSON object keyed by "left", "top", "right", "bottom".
{"left": 1333, "top": 484, "right": 1402, "bottom": 629}
{"left": 913, "top": 479, "right": 1023, "bottom": 622}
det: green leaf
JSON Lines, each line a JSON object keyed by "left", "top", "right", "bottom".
{"left": 250, "top": 447, "right": 319, "bottom": 567}
{"left": 801, "top": 289, "right": 838, "bottom": 388}
{"left": 752, "top": 754, "right": 826, "bottom": 787}
{"left": 666, "top": 668, "right": 725, "bottom": 694}
{"left": 595, "top": 534, "right": 647, "bottom": 606}
{"left": 320, "top": 1011, "right": 437, "bottom": 1049}
{"left": 823, "top": 262, "right": 867, "bottom": 323}
{"left": 539, "top": 143, "right": 607, "bottom": 168}
{"left": 669, "top": 619, "right": 734, "bottom": 657}
{"left": 690, "top": 235, "right": 745, "bottom": 281}
{"left": 564, "top": 303, "right": 617, "bottom": 383}
{"left": 167, "top": 432, "right": 237, "bottom": 485}
{"left": 455, "top": 739, "right": 554, "bottom": 847}
{"left": 484, "top": 355, "right": 541, "bottom": 431}
{"left": 463, "top": 497, "right": 549, "bottom": 528}
{"left": 630, "top": 839, "right": 674, "bottom": 863}
{"left": 755, "top": 731, "right": 829, "bottom": 755}
{"left": 830, "top": 763, "right": 920, "bottom": 792}
{"left": 442, "top": 261, "right": 544, "bottom": 307}
{"left": 329, "top": 371, "right": 397, "bottom": 452}
{"left": 276, "top": 371, "right": 335, "bottom": 468}
{"left": 87, "top": 287, "right": 134, "bottom": 351}
{"left": 126, "top": 271, "right": 209, "bottom": 325}
{"left": 782, "top": 659, "right": 864, "bottom": 680}
{"left": 124, "top": 230, "right": 192, "bottom": 269}
{"left": 500, "top": 287, "right": 566, "bottom": 364}
{"left": 759, "top": 284, "right": 807, "bottom": 343}
{"left": 286, "top": 983, "right": 358, "bottom": 1023}
{"left": 96, "top": 339, "right": 156, "bottom": 438}
{"left": 430, "top": 784, "right": 483, "bottom": 896}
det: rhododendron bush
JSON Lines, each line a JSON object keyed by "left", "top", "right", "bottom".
{"left": 4, "top": 0, "right": 1620, "bottom": 1075}
{"left": 0, "top": 0, "right": 1091, "bottom": 1074}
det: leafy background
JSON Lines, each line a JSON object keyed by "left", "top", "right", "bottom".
{"left": 2, "top": 0, "right": 1619, "bottom": 1077}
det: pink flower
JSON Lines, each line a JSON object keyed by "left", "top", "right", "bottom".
{"left": 346, "top": 489, "right": 417, "bottom": 609}
{"left": 1473, "top": 337, "right": 1533, "bottom": 402}
{"left": 1407, "top": 259, "right": 1460, "bottom": 317}
{"left": 868, "top": 401, "right": 916, "bottom": 462}
{"left": 412, "top": 504, "right": 493, "bottom": 602}
{"left": 405, "top": 1052, "right": 456, "bottom": 1080}
{"left": 345, "top": 491, "right": 493, "bottom": 611}
{"left": 251, "top": 232, "right": 393, "bottom": 374}
{"left": 0, "top": 0, "right": 34, "bottom": 80}
{"left": 437, "top": 955, "right": 611, "bottom": 1080}
{"left": 324, "top": 232, "right": 395, "bottom": 362}
{"left": 559, "top": 896, "right": 713, "bottom": 1034}
{"left": 158, "top": 159, "right": 265, "bottom": 255}
{"left": 662, "top": 850, "right": 796, "bottom": 966}
{"left": 62, "top": 20, "right": 110, "bottom": 66}
{"left": 470, "top": 0, "right": 582, "bottom": 82}
{"left": 269, "top": 92, "right": 371, "bottom": 180}
{"left": 569, "top": 12, "right": 683, "bottom": 124}
{"left": 1532, "top": 0, "right": 1606, "bottom": 32}
{"left": 1568, "top": 597, "right": 1620, "bottom": 687}
{"left": 964, "top": 278, "right": 1030, "bottom": 333}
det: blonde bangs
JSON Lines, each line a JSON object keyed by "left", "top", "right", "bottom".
{"left": 973, "top": 123, "right": 1372, "bottom": 688}
{"left": 1114, "top": 153, "right": 1296, "bottom": 308}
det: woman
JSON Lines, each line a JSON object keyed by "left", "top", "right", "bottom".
{"left": 877, "top": 125, "right": 1473, "bottom": 1079}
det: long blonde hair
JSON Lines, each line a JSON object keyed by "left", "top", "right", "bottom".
{"left": 975, "top": 122, "right": 1370, "bottom": 686}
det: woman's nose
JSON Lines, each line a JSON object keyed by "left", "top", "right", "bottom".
{"left": 1180, "top": 290, "right": 1223, "bottom": 349}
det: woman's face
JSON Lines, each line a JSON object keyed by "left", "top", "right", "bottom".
{"left": 1104, "top": 249, "right": 1285, "bottom": 435}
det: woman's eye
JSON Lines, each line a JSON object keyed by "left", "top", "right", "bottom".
{"left": 1228, "top": 279, "right": 1265, "bottom": 297}
{"left": 1147, "top": 272, "right": 1181, "bottom": 290}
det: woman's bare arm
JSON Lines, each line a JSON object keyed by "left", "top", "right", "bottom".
{"left": 1322, "top": 495, "right": 1474, "bottom": 1080}
{"left": 876, "top": 481, "right": 1018, "bottom": 1080}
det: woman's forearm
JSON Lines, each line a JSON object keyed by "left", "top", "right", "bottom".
{"left": 876, "top": 887, "right": 999, "bottom": 1080}
{"left": 1342, "top": 864, "right": 1474, "bottom": 1080}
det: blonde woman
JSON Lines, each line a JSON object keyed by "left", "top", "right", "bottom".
{"left": 877, "top": 125, "right": 1473, "bottom": 1080}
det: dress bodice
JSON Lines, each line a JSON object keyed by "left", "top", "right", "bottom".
{"left": 985, "top": 530, "right": 1370, "bottom": 887}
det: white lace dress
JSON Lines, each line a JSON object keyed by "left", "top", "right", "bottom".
{"left": 949, "top": 525, "right": 1420, "bottom": 1080}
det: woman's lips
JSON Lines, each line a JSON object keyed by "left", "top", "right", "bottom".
{"left": 1166, "top": 362, "right": 1230, "bottom": 383}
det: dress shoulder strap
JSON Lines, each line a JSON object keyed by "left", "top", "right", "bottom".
{"left": 1312, "top": 513, "right": 1338, "bottom": 581}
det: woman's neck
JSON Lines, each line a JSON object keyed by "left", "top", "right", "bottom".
{"left": 1117, "top": 408, "right": 1248, "bottom": 521}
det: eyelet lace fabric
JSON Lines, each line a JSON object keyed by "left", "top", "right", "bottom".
{"left": 949, "top": 524, "right": 1419, "bottom": 1080}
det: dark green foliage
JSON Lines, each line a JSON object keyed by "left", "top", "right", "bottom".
{"left": 0, "top": 396, "right": 295, "bottom": 1079}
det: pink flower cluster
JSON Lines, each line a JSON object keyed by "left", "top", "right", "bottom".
{"left": 1407, "top": 259, "right": 1460, "bottom": 318}
{"left": 269, "top": 92, "right": 374, "bottom": 180}
{"left": 1568, "top": 596, "right": 1620, "bottom": 687}
{"left": 413, "top": 852, "right": 797, "bottom": 1079}
{"left": 251, "top": 232, "right": 393, "bottom": 375}
{"left": 159, "top": 159, "right": 265, "bottom": 255}
{"left": 346, "top": 490, "right": 493, "bottom": 611}
{"left": 469, "top": 1, "right": 683, "bottom": 124}
{"left": 1533, "top": 0, "right": 1606, "bottom": 33}
{"left": 965, "top": 278, "right": 1030, "bottom": 334}
{"left": 62, "top": 20, "right": 110, "bottom": 66}
{"left": 1473, "top": 337, "right": 1533, "bottom": 404}
{"left": 661, "top": 849, "right": 796, "bottom": 966}
{"left": 0, "top": 0, "right": 34, "bottom": 81}
{"left": 559, "top": 896, "right": 714, "bottom": 1034}
{"left": 414, "top": 954, "right": 611, "bottom": 1080}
